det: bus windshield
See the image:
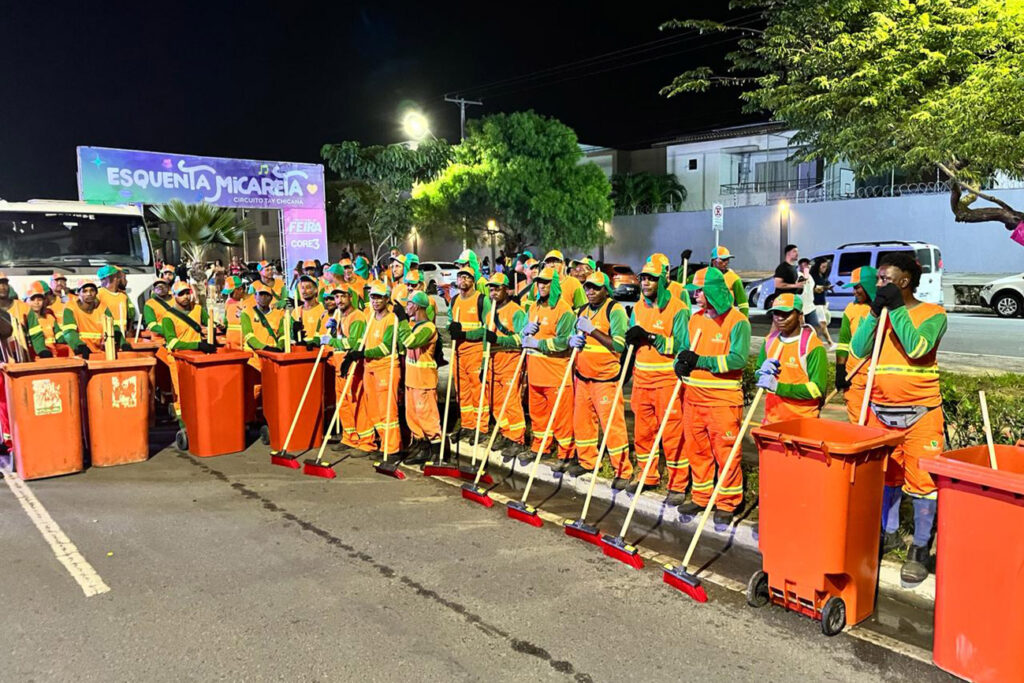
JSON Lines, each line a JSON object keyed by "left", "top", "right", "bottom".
{"left": 0, "top": 210, "right": 151, "bottom": 269}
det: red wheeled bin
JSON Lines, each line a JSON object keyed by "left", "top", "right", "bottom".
{"left": 749, "top": 418, "right": 904, "bottom": 636}
{"left": 923, "top": 443, "right": 1024, "bottom": 682}
{"left": 255, "top": 348, "right": 325, "bottom": 453}
{"left": 172, "top": 349, "right": 250, "bottom": 457}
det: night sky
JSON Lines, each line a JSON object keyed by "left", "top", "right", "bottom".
{"left": 1, "top": 1, "right": 755, "bottom": 201}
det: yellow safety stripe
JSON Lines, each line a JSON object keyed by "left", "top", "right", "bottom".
{"left": 407, "top": 358, "right": 437, "bottom": 369}
{"left": 719, "top": 485, "right": 744, "bottom": 495}
{"left": 715, "top": 356, "right": 729, "bottom": 374}
{"left": 875, "top": 364, "right": 939, "bottom": 377}
{"left": 835, "top": 343, "right": 851, "bottom": 353}
{"left": 556, "top": 437, "right": 573, "bottom": 446}
{"left": 635, "top": 360, "right": 674, "bottom": 372}
{"left": 462, "top": 322, "right": 482, "bottom": 330}
{"left": 357, "top": 427, "right": 376, "bottom": 438}
{"left": 147, "top": 321, "right": 160, "bottom": 331}
{"left": 691, "top": 481, "right": 715, "bottom": 491}
{"left": 244, "top": 332, "right": 258, "bottom": 343}
{"left": 167, "top": 338, "right": 180, "bottom": 350}
{"left": 682, "top": 376, "right": 742, "bottom": 390}
{"left": 909, "top": 337, "right": 931, "bottom": 359}
{"left": 806, "top": 382, "right": 823, "bottom": 399}
{"left": 664, "top": 337, "right": 676, "bottom": 356}
{"left": 28, "top": 325, "right": 42, "bottom": 335}
{"left": 227, "top": 324, "right": 242, "bottom": 331}
{"left": 79, "top": 332, "right": 102, "bottom": 340}
{"left": 665, "top": 460, "right": 690, "bottom": 469}
{"left": 575, "top": 438, "right": 599, "bottom": 447}
{"left": 374, "top": 420, "right": 400, "bottom": 429}
{"left": 607, "top": 444, "right": 629, "bottom": 455}
{"left": 581, "top": 343, "right": 613, "bottom": 355}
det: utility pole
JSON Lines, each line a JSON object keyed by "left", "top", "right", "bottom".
{"left": 444, "top": 96, "right": 483, "bottom": 141}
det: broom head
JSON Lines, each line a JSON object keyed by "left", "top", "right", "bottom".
{"left": 373, "top": 460, "right": 406, "bottom": 479}
{"left": 422, "top": 461, "right": 463, "bottom": 478}
{"left": 600, "top": 534, "right": 644, "bottom": 569}
{"left": 460, "top": 483, "right": 494, "bottom": 507}
{"left": 302, "top": 458, "right": 336, "bottom": 479}
{"left": 506, "top": 500, "right": 543, "bottom": 527}
{"left": 563, "top": 519, "right": 602, "bottom": 545}
{"left": 271, "top": 452, "right": 301, "bottom": 469}
{"left": 662, "top": 563, "right": 708, "bottom": 602}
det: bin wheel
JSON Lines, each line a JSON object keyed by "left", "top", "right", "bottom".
{"left": 167, "top": 403, "right": 177, "bottom": 420}
{"left": 259, "top": 425, "right": 270, "bottom": 445}
{"left": 175, "top": 429, "right": 188, "bottom": 452}
{"left": 821, "top": 596, "right": 846, "bottom": 636}
{"left": 746, "top": 570, "right": 770, "bottom": 608}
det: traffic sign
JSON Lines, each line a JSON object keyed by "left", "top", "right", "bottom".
{"left": 712, "top": 203, "right": 724, "bottom": 231}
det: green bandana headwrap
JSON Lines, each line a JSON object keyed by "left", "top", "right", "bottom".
{"left": 456, "top": 249, "right": 482, "bottom": 282}
{"left": 841, "top": 266, "right": 877, "bottom": 301}
{"left": 549, "top": 270, "right": 562, "bottom": 307}
{"left": 404, "top": 253, "right": 419, "bottom": 273}
{"left": 353, "top": 256, "right": 370, "bottom": 279}
{"left": 701, "top": 267, "right": 735, "bottom": 315}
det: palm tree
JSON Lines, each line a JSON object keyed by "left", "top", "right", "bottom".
{"left": 149, "top": 200, "right": 249, "bottom": 266}
{"left": 648, "top": 174, "right": 687, "bottom": 212}
{"left": 611, "top": 173, "right": 687, "bottom": 214}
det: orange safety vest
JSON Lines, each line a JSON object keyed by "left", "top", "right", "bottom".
{"left": 165, "top": 305, "right": 204, "bottom": 350}
{"left": 843, "top": 301, "right": 871, "bottom": 390}
{"left": 685, "top": 308, "right": 746, "bottom": 406}
{"left": 404, "top": 320, "right": 438, "bottom": 389}
{"left": 224, "top": 297, "right": 250, "bottom": 348}
{"left": 490, "top": 298, "right": 524, "bottom": 356}
{"left": 364, "top": 311, "right": 399, "bottom": 373}
{"left": 575, "top": 299, "right": 622, "bottom": 382}
{"left": 28, "top": 309, "right": 60, "bottom": 351}
{"left": 451, "top": 291, "right": 485, "bottom": 344}
{"left": 634, "top": 296, "right": 688, "bottom": 389}
{"left": 65, "top": 301, "right": 108, "bottom": 351}
{"left": 97, "top": 287, "right": 130, "bottom": 327}
{"left": 293, "top": 301, "right": 325, "bottom": 338}
{"left": 244, "top": 306, "right": 284, "bottom": 348}
{"left": 391, "top": 282, "right": 409, "bottom": 306}
{"left": 561, "top": 275, "right": 583, "bottom": 308}
{"left": 872, "top": 303, "right": 944, "bottom": 407}
{"left": 764, "top": 327, "right": 822, "bottom": 420}
{"left": 526, "top": 299, "right": 573, "bottom": 387}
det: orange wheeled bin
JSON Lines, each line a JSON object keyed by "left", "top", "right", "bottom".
{"left": 922, "top": 443, "right": 1024, "bottom": 682}
{"left": 255, "top": 348, "right": 324, "bottom": 453}
{"left": 749, "top": 418, "right": 904, "bottom": 636}
{"left": 84, "top": 356, "right": 156, "bottom": 466}
{"left": 2, "top": 358, "right": 86, "bottom": 479}
{"left": 172, "top": 349, "right": 250, "bottom": 457}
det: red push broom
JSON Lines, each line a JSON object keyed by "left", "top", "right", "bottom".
{"left": 462, "top": 347, "right": 528, "bottom": 507}
{"left": 272, "top": 344, "right": 327, "bottom": 468}
{"left": 423, "top": 308, "right": 463, "bottom": 479}
{"left": 373, "top": 315, "right": 405, "bottom": 479}
{"left": 564, "top": 345, "right": 634, "bottom": 545}
{"left": 506, "top": 347, "right": 578, "bottom": 527}
{"left": 600, "top": 330, "right": 702, "bottom": 568}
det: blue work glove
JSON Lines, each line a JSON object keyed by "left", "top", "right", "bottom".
{"left": 756, "top": 372, "right": 779, "bottom": 392}
{"left": 521, "top": 321, "right": 540, "bottom": 336}
{"left": 576, "top": 316, "right": 595, "bottom": 334}
{"left": 325, "top": 317, "right": 338, "bottom": 334}
{"left": 568, "top": 333, "right": 586, "bottom": 350}
{"left": 320, "top": 334, "right": 332, "bottom": 346}
{"left": 521, "top": 335, "right": 540, "bottom": 350}
{"left": 756, "top": 358, "right": 781, "bottom": 377}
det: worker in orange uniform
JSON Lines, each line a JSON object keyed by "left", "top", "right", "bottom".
{"left": 710, "top": 246, "right": 750, "bottom": 317}
{"left": 568, "top": 272, "right": 630, "bottom": 479}
{"left": 354, "top": 283, "right": 403, "bottom": 458}
{"left": 25, "top": 281, "right": 62, "bottom": 358}
{"left": 516, "top": 258, "right": 540, "bottom": 312}
{"left": 400, "top": 291, "right": 440, "bottom": 464}
{"left": 386, "top": 253, "right": 409, "bottom": 301}
{"left": 484, "top": 273, "right": 529, "bottom": 460}
{"left": 447, "top": 266, "right": 492, "bottom": 443}
{"left": 645, "top": 253, "right": 689, "bottom": 304}
{"left": 626, "top": 259, "right": 691, "bottom": 498}
{"left": 97, "top": 265, "right": 134, "bottom": 337}
{"left": 322, "top": 284, "right": 375, "bottom": 454}
{"left": 158, "top": 281, "right": 216, "bottom": 419}
{"left": 673, "top": 267, "right": 751, "bottom": 526}
{"left": 241, "top": 281, "right": 286, "bottom": 358}
{"left": 834, "top": 266, "right": 876, "bottom": 423}
{"left": 142, "top": 279, "right": 174, "bottom": 339}
{"left": 754, "top": 294, "right": 828, "bottom": 424}
{"left": 62, "top": 280, "right": 119, "bottom": 357}
{"left": 50, "top": 272, "right": 71, "bottom": 306}
{"left": 518, "top": 267, "right": 576, "bottom": 469}
{"left": 292, "top": 274, "right": 325, "bottom": 346}
{"left": 851, "top": 252, "right": 947, "bottom": 585}
{"left": 255, "top": 261, "right": 286, "bottom": 307}
{"left": 452, "top": 249, "right": 489, "bottom": 297}
{"left": 159, "top": 264, "right": 177, "bottom": 286}
{"left": 543, "top": 250, "right": 586, "bottom": 309}
{"left": 221, "top": 276, "right": 250, "bottom": 349}
{"left": 0, "top": 271, "right": 29, "bottom": 328}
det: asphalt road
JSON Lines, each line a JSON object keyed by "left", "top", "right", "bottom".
{"left": 2, "top": 439, "right": 952, "bottom": 682}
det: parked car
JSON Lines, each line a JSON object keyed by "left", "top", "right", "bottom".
{"left": 600, "top": 263, "right": 640, "bottom": 302}
{"left": 417, "top": 261, "right": 459, "bottom": 293}
{"left": 980, "top": 273, "right": 1024, "bottom": 318}
{"left": 746, "top": 241, "right": 943, "bottom": 313}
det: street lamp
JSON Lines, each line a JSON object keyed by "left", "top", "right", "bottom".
{"left": 402, "top": 111, "right": 431, "bottom": 142}
{"left": 778, "top": 200, "right": 790, "bottom": 263}
{"left": 410, "top": 225, "right": 419, "bottom": 255}
{"left": 486, "top": 219, "right": 499, "bottom": 274}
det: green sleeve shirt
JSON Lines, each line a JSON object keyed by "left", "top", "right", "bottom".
{"left": 851, "top": 307, "right": 947, "bottom": 360}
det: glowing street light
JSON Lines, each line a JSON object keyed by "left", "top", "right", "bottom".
{"left": 402, "top": 111, "right": 431, "bottom": 141}
{"left": 778, "top": 200, "right": 791, "bottom": 262}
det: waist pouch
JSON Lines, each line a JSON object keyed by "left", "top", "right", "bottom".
{"left": 870, "top": 404, "right": 932, "bottom": 430}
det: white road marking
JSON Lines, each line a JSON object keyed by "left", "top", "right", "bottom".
{"left": 3, "top": 472, "right": 110, "bottom": 597}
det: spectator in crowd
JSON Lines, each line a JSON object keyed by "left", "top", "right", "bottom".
{"left": 228, "top": 256, "right": 244, "bottom": 276}
{"left": 772, "top": 244, "right": 803, "bottom": 297}
{"left": 812, "top": 258, "right": 836, "bottom": 348}
{"left": 797, "top": 258, "right": 820, "bottom": 330}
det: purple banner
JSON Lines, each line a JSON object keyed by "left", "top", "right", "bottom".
{"left": 281, "top": 207, "right": 329, "bottom": 267}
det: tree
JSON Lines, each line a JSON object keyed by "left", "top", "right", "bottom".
{"left": 412, "top": 111, "right": 613, "bottom": 255}
{"left": 149, "top": 200, "right": 248, "bottom": 265}
{"left": 612, "top": 172, "right": 687, "bottom": 214}
{"left": 321, "top": 140, "right": 452, "bottom": 262}
{"left": 663, "top": 0, "right": 1024, "bottom": 231}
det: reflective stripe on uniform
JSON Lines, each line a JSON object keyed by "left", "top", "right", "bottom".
{"left": 874, "top": 364, "right": 939, "bottom": 378}
{"left": 682, "top": 376, "right": 741, "bottom": 390}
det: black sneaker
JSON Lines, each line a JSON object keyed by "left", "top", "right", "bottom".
{"left": 677, "top": 501, "right": 705, "bottom": 517}
{"left": 611, "top": 477, "right": 630, "bottom": 491}
{"left": 900, "top": 544, "right": 930, "bottom": 585}
{"left": 404, "top": 442, "right": 430, "bottom": 465}
{"left": 501, "top": 441, "right": 521, "bottom": 462}
{"left": 566, "top": 462, "right": 589, "bottom": 477}
{"left": 625, "top": 479, "right": 655, "bottom": 495}
{"left": 552, "top": 458, "right": 571, "bottom": 474}
{"left": 713, "top": 509, "right": 735, "bottom": 527}
{"left": 664, "top": 491, "right": 688, "bottom": 507}
{"left": 881, "top": 531, "right": 903, "bottom": 556}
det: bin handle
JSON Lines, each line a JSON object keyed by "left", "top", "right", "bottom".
{"left": 792, "top": 439, "right": 830, "bottom": 465}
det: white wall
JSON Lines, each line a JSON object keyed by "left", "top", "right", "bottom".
{"left": 605, "top": 189, "right": 1024, "bottom": 273}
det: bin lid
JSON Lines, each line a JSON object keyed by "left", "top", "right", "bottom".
{"left": 86, "top": 357, "right": 157, "bottom": 371}
{"left": 2, "top": 357, "right": 86, "bottom": 377}
{"left": 171, "top": 349, "right": 251, "bottom": 366}
{"left": 751, "top": 417, "right": 905, "bottom": 457}
{"left": 127, "top": 340, "right": 164, "bottom": 351}
{"left": 921, "top": 445, "right": 1024, "bottom": 496}
{"left": 254, "top": 348, "right": 322, "bottom": 364}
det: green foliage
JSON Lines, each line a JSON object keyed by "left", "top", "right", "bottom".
{"left": 611, "top": 172, "right": 687, "bottom": 215}
{"left": 148, "top": 200, "right": 248, "bottom": 265}
{"left": 320, "top": 140, "right": 452, "bottom": 260}
{"left": 412, "top": 111, "right": 613, "bottom": 255}
{"left": 940, "top": 373, "right": 1024, "bottom": 448}
{"left": 663, "top": 0, "right": 1024, "bottom": 229}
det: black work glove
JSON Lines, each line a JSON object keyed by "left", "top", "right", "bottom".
{"left": 673, "top": 350, "right": 699, "bottom": 379}
{"left": 835, "top": 364, "right": 851, "bottom": 392}
{"left": 485, "top": 329, "right": 498, "bottom": 344}
{"left": 680, "top": 249, "right": 692, "bottom": 262}
{"left": 874, "top": 282, "right": 904, "bottom": 313}
{"left": 625, "top": 325, "right": 655, "bottom": 347}
{"left": 197, "top": 341, "right": 217, "bottom": 354}
{"left": 393, "top": 304, "right": 408, "bottom": 321}
{"left": 120, "top": 341, "right": 133, "bottom": 351}
{"left": 36, "top": 349, "right": 54, "bottom": 359}
{"left": 261, "top": 346, "right": 281, "bottom": 354}
{"left": 305, "top": 341, "right": 317, "bottom": 351}
{"left": 448, "top": 321, "right": 462, "bottom": 337}
{"left": 76, "top": 345, "right": 91, "bottom": 359}
{"left": 291, "top": 320, "right": 304, "bottom": 337}
{"left": 346, "top": 349, "right": 364, "bottom": 362}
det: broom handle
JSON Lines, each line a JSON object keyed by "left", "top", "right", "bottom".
{"left": 579, "top": 344, "right": 635, "bottom": 521}
{"left": 134, "top": 312, "right": 143, "bottom": 344}
{"left": 680, "top": 342, "right": 784, "bottom": 568}
{"left": 473, "top": 348, "right": 528, "bottom": 485}
{"left": 312, "top": 329, "right": 369, "bottom": 462}
{"left": 979, "top": 390, "right": 999, "bottom": 470}
{"left": 520, "top": 347, "right": 579, "bottom": 503}
{"left": 280, "top": 344, "right": 326, "bottom": 453}
{"left": 470, "top": 305, "right": 497, "bottom": 466}
{"left": 616, "top": 330, "right": 703, "bottom": 538}
{"left": 858, "top": 308, "right": 888, "bottom": 426}
{"left": 437, "top": 307, "right": 460, "bottom": 463}
{"left": 380, "top": 315, "right": 400, "bottom": 462}
{"left": 104, "top": 315, "right": 115, "bottom": 360}
{"left": 681, "top": 258, "right": 689, "bottom": 286}
{"left": 822, "top": 355, "right": 869, "bottom": 405}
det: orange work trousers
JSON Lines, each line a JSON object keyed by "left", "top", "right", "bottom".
{"left": 489, "top": 351, "right": 526, "bottom": 444}
{"left": 573, "top": 376, "right": 631, "bottom": 478}
{"left": 406, "top": 387, "right": 442, "bottom": 442}
{"left": 456, "top": 342, "right": 488, "bottom": 432}
{"left": 631, "top": 382, "right": 685, "bottom": 489}
{"left": 866, "top": 405, "right": 944, "bottom": 498}
{"left": 365, "top": 362, "right": 401, "bottom": 456}
{"left": 331, "top": 355, "right": 375, "bottom": 452}
{"left": 844, "top": 385, "right": 865, "bottom": 425}
{"left": 156, "top": 346, "right": 183, "bottom": 418}
{"left": 684, "top": 399, "right": 743, "bottom": 511}
{"left": 528, "top": 382, "right": 574, "bottom": 460}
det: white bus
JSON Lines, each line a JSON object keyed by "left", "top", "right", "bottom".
{"left": 0, "top": 199, "right": 155, "bottom": 311}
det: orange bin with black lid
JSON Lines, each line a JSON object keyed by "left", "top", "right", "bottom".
{"left": 255, "top": 348, "right": 324, "bottom": 453}
{"left": 172, "top": 349, "right": 250, "bottom": 457}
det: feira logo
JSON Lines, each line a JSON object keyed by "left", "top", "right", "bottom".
{"left": 104, "top": 160, "right": 317, "bottom": 205}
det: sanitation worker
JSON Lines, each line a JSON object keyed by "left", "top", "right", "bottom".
{"left": 518, "top": 267, "right": 576, "bottom": 469}
{"left": 97, "top": 265, "right": 133, "bottom": 336}
{"left": 568, "top": 272, "right": 630, "bottom": 480}
{"left": 25, "top": 281, "right": 62, "bottom": 358}
{"left": 834, "top": 266, "right": 877, "bottom": 423}
{"left": 645, "top": 253, "right": 688, "bottom": 304}
{"left": 570, "top": 256, "right": 596, "bottom": 282}
{"left": 158, "top": 281, "right": 216, "bottom": 419}
{"left": 627, "top": 259, "right": 691, "bottom": 498}
{"left": 447, "top": 266, "right": 492, "bottom": 442}
{"left": 753, "top": 294, "right": 827, "bottom": 425}
{"left": 452, "top": 249, "right": 489, "bottom": 297}
{"left": 142, "top": 279, "right": 174, "bottom": 338}
{"left": 402, "top": 269, "right": 436, "bottom": 321}
{"left": 221, "top": 276, "right": 250, "bottom": 349}
{"left": 241, "top": 281, "right": 285, "bottom": 356}
{"left": 292, "top": 274, "right": 325, "bottom": 346}
{"left": 484, "top": 273, "right": 528, "bottom": 460}
{"left": 323, "top": 285, "right": 376, "bottom": 454}
{"left": 710, "top": 246, "right": 750, "bottom": 317}
{"left": 543, "top": 250, "right": 586, "bottom": 309}
{"left": 159, "top": 264, "right": 177, "bottom": 286}
{"left": 50, "top": 272, "right": 70, "bottom": 306}
{"left": 256, "top": 261, "right": 286, "bottom": 307}
{"left": 673, "top": 267, "right": 751, "bottom": 525}
{"left": 0, "top": 271, "right": 29, "bottom": 326}
{"left": 62, "top": 280, "right": 118, "bottom": 357}
{"left": 339, "top": 258, "right": 367, "bottom": 309}
{"left": 400, "top": 291, "right": 441, "bottom": 464}
{"left": 359, "top": 283, "right": 403, "bottom": 458}
{"left": 516, "top": 258, "right": 540, "bottom": 311}
{"left": 850, "top": 252, "right": 947, "bottom": 585}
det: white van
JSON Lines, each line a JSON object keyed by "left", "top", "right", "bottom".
{"left": 0, "top": 200, "right": 155, "bottom": 311}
